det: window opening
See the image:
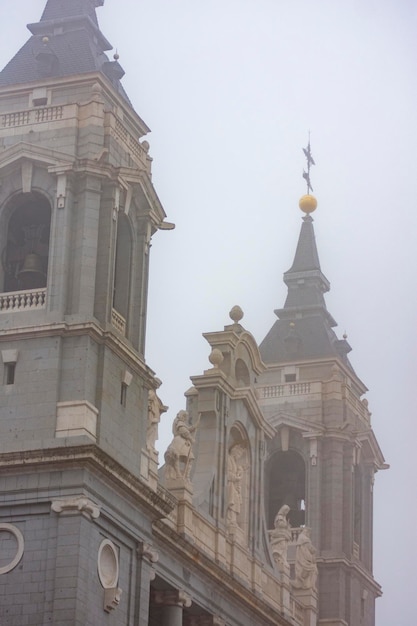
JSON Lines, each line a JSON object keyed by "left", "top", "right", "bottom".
{"left": 285, "top": 373, "right": 297, "bottom": 382}
{"left": 2, "top": 194, "right": 51, "bottom": 293}
{"left": 113, "top": 214, "right": 132, "bottom": 320}
{"left": 120, "top": 382, "right": 128, "bottom": 407}
{"left": 266, "top": 450, "right": 306, "bottom": 528}
{"left": 4, "top": 363, "right": 16, "bottom": 385}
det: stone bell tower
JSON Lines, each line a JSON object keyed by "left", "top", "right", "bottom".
{"left": 257, "top": 192, "right": 387, "bottom": 626}
{"left": 0, "top": 1, "right": 174, "bottom": 623}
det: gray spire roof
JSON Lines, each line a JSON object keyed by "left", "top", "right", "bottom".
{"left": 259, "top": 212, "right": 353, "bottom": 368}
{"left": 0, "top": 0, "right": 130, "bottom": 104}
{"left": 41, "top": 0, "right": 103, "bottom": 24}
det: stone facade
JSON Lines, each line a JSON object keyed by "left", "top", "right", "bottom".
{"left": 0, "top": 2, "right": 385, "bottom": 625}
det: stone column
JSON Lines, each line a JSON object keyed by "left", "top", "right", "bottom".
{"left": 152, "top": 589, "right": 192, "bottom": 626}
{"left": 135, "top": 542, "right": 159, "bottom": 626}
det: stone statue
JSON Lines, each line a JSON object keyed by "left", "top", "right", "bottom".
{"left": 293, "top": 527, "right": 318, "bottom": 590}
{"left": 268, "top": 505, "right": 292, "bottom": 571}
{"left": 146, "top": 389, "right": 162, "bottom": 454}
{"left": 164, "top": 410, "right": 200, "bottom": 481}
{"left": 226, "top": 444, "right": 247, "bottom": 528}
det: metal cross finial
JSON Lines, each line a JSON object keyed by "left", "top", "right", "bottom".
{"left": 302, "top": 133, "right": 315, "bottom": 194}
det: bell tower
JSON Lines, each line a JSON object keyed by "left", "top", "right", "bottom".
{"left": 0, "top": 2, "right": 174, "bottom": 624}
{"left": 0, "top": 0, "right": 170, "bottom": 460}
{"left": 258, "top": 191, "right": 387, "bottom": 626}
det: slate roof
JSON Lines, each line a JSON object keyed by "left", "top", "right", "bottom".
{"left": 41, "top": 0, "right": 103, "bottom": 25}
{"left": 0, "top": 0, "right": 131, "bottom": 105}
{"left": 259, "top": 213, "right": 354, "bottom": 370}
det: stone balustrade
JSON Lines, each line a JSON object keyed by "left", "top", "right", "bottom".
{"left": 0, "top": 288, "right": 46, "bottom": 312}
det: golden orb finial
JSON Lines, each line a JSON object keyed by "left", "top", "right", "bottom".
{"left": 299, "top": 194, "right": 317, "bottom": 213}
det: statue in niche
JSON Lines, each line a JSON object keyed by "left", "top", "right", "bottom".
{"left": 226, "top": 444, "right": 248, "bottom": 528}
{"left": 164, "top": 410, "right": 200, "bottom": 481}
{"left": 268, "top": 504, "right": 292, "bottom": 571}
{"left": 293, "top": 527, "right": 318, "bottom": 590}
{"left": 146, "top": 389, "right": 163, "bottom": 454}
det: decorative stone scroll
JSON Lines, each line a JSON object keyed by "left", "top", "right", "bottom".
{"left": 51, "top": 496, "right": 100, "bottom": 520}
{"left": 0, "top": 524, "right": 24, "bottom": 575}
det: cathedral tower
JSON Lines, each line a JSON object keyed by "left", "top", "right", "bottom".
{"left": 0, "top": 2, "right": 174, "bottom": 623}
{"left": 258, "top": 193, "right": 387, "bottom": 626}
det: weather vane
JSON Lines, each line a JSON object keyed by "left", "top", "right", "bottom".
{"left": 302, "top": 133, "right": 315, "bottom": 194}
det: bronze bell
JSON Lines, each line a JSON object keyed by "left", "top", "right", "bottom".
{"left": 18, "top": 253, "right": 46, "bottom": 288}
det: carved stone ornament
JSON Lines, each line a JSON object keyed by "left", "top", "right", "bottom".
{"left": 164, "top": 410, "right": 200, "bottom": 483}
{"left": 293, "top": 527, "right": 318, "bottom": 591}
{"left": 104, "top": 587, "right": 123, "bottom": 613}
{"left": 0, "top": 524, "right": 24, "bottom": 575}
{"left": 51, "top": 496, "right": 100, "bottom": 520}
{"left": 139, "top": 542, "right": 159, "bottom": 564}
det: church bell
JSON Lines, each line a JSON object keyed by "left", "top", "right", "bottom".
{"left": 18, "top": 252, "right": 46, "bottom": 288}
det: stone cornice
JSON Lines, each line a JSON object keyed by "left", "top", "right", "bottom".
{"left": 0, "top": 320, "right": 158, "bottom": 387}
{"left": 317, "top": 557, "right": 382, "bottom": 596}
{"left": 152, "top": 520, "right": 293, "bottom": 626}
{"left": 0, "top": 444, "right": 176, "bottom": 519}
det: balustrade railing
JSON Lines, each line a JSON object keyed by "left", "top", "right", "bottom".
{"left": 261, "top": 382, "right": 312, "bottom": 399}
{"left": 0, "top": 288, "right": 46, "bottom": 312}
{"left": 111, "top": 308, "right": 126, "bottom": 335}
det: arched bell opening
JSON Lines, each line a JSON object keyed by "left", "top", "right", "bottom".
{"left": 266, "top": 449, "right": 306, "bottom": 529}
{"left": 2, "top": 193, "right": 51, "bottom": 293}
{"left": 112, "top": 212, "right": 132, "bottom": 323}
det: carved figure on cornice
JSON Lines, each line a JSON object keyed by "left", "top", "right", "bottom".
{"left": 268, "top": 504, "right": 292, "bottom": 571}
{"left": 226, "top": 444, "right": 248, "bottom": 528}
{"left": 293, "top": 527, "right": 318, "bottom": 590}
{"left": 146, "top": 389, "right": 163, "bottom": 454}
{"left": 164, "top": 410, "right": 200, "bottom": 481}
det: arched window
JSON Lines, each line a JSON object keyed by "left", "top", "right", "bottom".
{"left": 113, "top": 213, "right": 132, "bottom": 321}
{"left": 266, "top": 450, "right": 306, "bottom": 529}
{"left": 2, "top": 193, "right": 51, "bottom": 293}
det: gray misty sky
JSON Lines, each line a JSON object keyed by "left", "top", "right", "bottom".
{"left": 1, "top": 1, "right": 416, "bottom": 624}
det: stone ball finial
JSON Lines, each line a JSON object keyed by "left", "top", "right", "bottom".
{"left": 229, "top": 305, "right": 244, "bottom": 324}
{"left": 141, "top": 140, "right": 150, "bottom": 154}
{"left": 209, "top": 348, "right": 224, "bottom": 368}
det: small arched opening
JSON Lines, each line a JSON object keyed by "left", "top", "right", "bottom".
{"left": 266, "top": 450, "right": 306, "bottom": 529}
{"left": 2, "top": 193, "right": 51, "bottom": 293}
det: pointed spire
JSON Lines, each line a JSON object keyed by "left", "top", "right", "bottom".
{"left": 259, "top": 152, "right": 353, "bottom": 367}
{"left": 286, "top": 214, "right": 321, "bottom": 274}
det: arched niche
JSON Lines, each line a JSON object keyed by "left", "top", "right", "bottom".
{"left": 235, "top": 358, "right": 250, "bottom": 387}
{"left": 266, "top": 450, "right": 306, "bottom": 529}
{"left": 1, "top": 192, "right": 51, "bottom": 293}
{"left": 226, "top": 424, "right": 251, "bottom": 534}
{"left": 113, "top": 212, "right": 132, "bottom": 321}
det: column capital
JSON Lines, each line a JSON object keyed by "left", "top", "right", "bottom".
{"left": 184, "top": 616, "right": 226, "bottom": 626}
{"left": 152, "top": 589, "right": 192, "bottom": 608}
